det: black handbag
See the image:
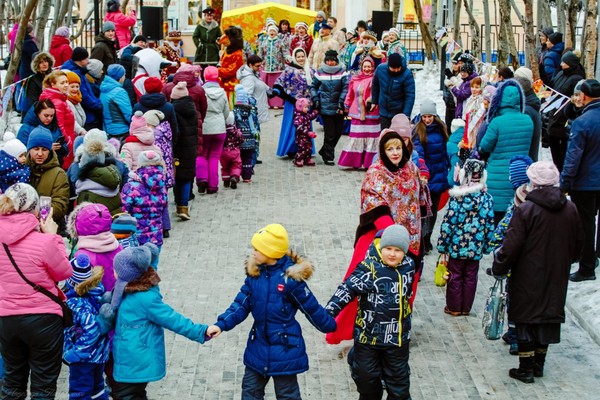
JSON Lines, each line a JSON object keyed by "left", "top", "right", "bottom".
{"left": 3, "top": 243, "right": 74, "bottom": 327}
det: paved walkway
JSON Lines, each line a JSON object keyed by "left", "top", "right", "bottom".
{"left": 53, "top": 109, "right": 600, "bottom": 400}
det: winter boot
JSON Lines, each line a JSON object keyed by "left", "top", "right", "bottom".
{"left": 534, "top": 346, "right": 548, "bottom": 377}
{"left": 223, "top": 179, "right": 230, "bottom": 188}
{"left": 197, "top": 181, "right": 207, "bottom": 194}
{"left": 509, "top": 351, "right": 535, "bottom": 383}
{"left": 230, "top": 177, "right": 238, "bottom": 189}
{"left": 176, "top": 206, "right": 191, "bottom": 221}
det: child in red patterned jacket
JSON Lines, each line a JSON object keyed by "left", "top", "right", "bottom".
{"left": 292, "top": 98, "right": 319, "bottom": 167}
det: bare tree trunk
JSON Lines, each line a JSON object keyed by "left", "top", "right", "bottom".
{"left": 453, "top": 0, "right": 462, "bottom": 47}
{"left": 4, "top": 0, "right": 39, "bottom": 88}
{"left": 497, "top": 0, "right": 519, "bottom": 69}
{"left": 429, "top": 0, "right": 440, "bottom": 59}
{"left": 0, "top": 1, "right": 6, "bottom": 46}
{"left": 34, "top": 0, "right": 51, "bottom": 49}
{"left": 596, "top": 0, "right": 600, "bottom": 80}
{"left": 566, "top": 0, "right": 579, "bottom": 48}
{"left": 414, "top": 0, "right": 435, "bottom": 60}
{"left": 557, "top": 0, "right": 566, "bottom": 34}
{"left": 482, "top": 0, "right": 491, "bottom": 62}
{"left": 464, "top": 0, "right": 480, "bottom": 57}
{"left": 50, "top": 0, "right": 72, "bottom": 38}
{"left": 523, "top": 0, "right": 538, "bottom": 79}
{"left": 583, "top": 0, "right": 598, "bottom": 78}
{"left": 540, "top": 0, "right": 552, "bottom": 29}
{"left": 49, "top": 0, "right": 62, "bottom": 39}
{"left": 393, "top": 0, "right": 401, "bottom": 25}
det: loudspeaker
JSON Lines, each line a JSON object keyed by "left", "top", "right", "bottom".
{"left": 140, "top": 7, "right": 163, "bottom": 41}
{"left": 371, "top": 11, "right": 394, "bottom": 40}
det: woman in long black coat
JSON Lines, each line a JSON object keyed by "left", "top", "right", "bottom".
{"left": 492, "top": 161, "right": 583, "bottom": 384}
{"left": 170, "top": 82, "right": 200, "bottom": 221}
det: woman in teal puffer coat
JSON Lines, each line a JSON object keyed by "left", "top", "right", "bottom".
{"left": 478, "top": 80, "right": 533, "bottom": 221}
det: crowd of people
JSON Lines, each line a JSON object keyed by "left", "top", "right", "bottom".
{"left": 1, "top": 3, "right": 599, "bottom": 399}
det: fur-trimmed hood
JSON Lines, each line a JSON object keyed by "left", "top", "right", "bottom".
{"left": 31, "top": 51, "right": 55, "bottom": 74}
{"left": 449, "top": 182, "right": 487, "bottom": 198}
{"left": 75, "top": 267, "right": 105, "bottom": 297}
{"left": 124, "top": 267, "right": 161, "bottom": 293}
{"left": 245, "top": 250, "right": 314, "bottom": 281}
{"left": 486, "top": 79, "right": 526, "bottom": 122}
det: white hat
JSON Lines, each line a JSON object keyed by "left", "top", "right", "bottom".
{"left": 2, "top": 132, "right": 27, "bottom": 158}
{"left": 514, "top": 67, "right": 533, "bottom": 83}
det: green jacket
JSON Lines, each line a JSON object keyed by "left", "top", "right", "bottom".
{"left": 193, "top": 20, "right": 222, "bottom": 64}
{"left": 77, "top": 163, "right": 122, "bottom": 216}
{"left": 27, "top": 151, "right": 70, "bottom": 222}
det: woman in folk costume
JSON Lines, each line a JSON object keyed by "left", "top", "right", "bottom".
{"left": 387, "top": 28, "right": 408, "bottom": 58}
{"left": 257, "top": 24, "right": 287, "bottom": 109}
{"left": 272, "top": 47, "right": 313, "bottom": 158}
{"left": 338, "top": 56, "right": 380, "bottom": 168}
{"left": 326, "top": 129, "right": 422, "bottom": 344}
{"left": 218, "top": 26, "right": 245, "bottom": 108}
{"left": 349, "top": 30, "right": 385, "bottom": 72}
{"left": 158, "top": 31, "right": 183, "bottom": 77}
{"left": 289, "top": 22, "right": 313, "bottom": 59}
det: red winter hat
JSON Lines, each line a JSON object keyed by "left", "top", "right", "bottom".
{"left": 144, "top": 77, "right": 163, "bottom": 94}
{"left": 204, "top": 66, "right": 219, "bottom": 82}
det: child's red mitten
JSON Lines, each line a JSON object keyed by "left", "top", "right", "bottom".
{"left": 308, "top": 131, "right": 317, "bottom": 138}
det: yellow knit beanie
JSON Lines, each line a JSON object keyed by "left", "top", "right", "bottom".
{"left": 251, "top": 224, "right": 289, "bottom": 259}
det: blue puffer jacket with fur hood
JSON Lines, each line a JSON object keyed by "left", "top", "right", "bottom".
{"left": 215, "top": 252, "right": 336, "bottom": 376}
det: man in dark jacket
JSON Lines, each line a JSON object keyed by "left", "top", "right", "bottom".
{"left": 561, "top": 79, "right": 600, "bottom": 282}
{"left": 493, "top": 161, "right": 583, "bottom": 384}
{"left": 311, "top": 50, "right": 349, "bottom": 165}
{"left": 369, "top": 53, "right": 415, "bottom": 129}
{"left": 514, "top": 67, "right": 542, "bottom": 161}
{"left": 547, "top": 51, "right": 585, "bottom": 172}
{"left": 62, "top": 48, "right": 104, "bottom": 130}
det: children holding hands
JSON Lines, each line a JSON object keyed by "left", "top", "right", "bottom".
{"left": 207, "top": 223, "right": 336, "bottom": 398}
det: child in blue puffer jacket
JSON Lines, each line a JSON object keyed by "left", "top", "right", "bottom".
{"left": 207, "top": 224, "right": 336, "bottom": 399}
{"left": 63, "top": 254, "right": 110, "bottom": 400}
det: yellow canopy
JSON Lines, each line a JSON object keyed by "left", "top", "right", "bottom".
{"left": 221, "top": 2, "right": 317, "bottom": 43}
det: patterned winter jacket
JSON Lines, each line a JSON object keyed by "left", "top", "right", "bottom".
{"left": 257, "top": 36, "right": 287, "bottom": 73}
{"left": 63, "top": 269, "right": 110, "bottom": 365}
{"left": 215, "top": 252, "right": 336, "bottom": 376}
{"left": 290, "top": 34, "right": 313, "bottom": 57}
{"left": 120, "top": 127, "right": 163, "bottom": 171}
{"left": 273, "top": 64, "right": 311, "bottom": 104}
{"left": 100, "top": 75, "right": 133, "bottom": 136}
{"left": 437, "top": 182, "right": 495, "bottom": 260}
{"left": 224, "top": 124, "right": 243, "bottom": 151}
{"left": 293, "top": 109, "right": 319, "bottom": 137}
{"left": 0, "top": 150, "right": 30, "bottom": 193}
{"left": 233, "top": 104, "right": 257, "bottom": 150}
{"left": 326, "top": 232, "right": 415, "bottom": 347}
{"left": 120, "top": 165, "right": 168, "bottom": 247}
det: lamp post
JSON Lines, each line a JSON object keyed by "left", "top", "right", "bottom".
{"left": 94, "top": 0, "right": 100, "bottom": 37}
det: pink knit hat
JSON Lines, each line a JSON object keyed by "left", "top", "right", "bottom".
{"left": 130, "top": 111, "right": 147, "bottom": 131}
{"left": 526, "top": 160, "right": 560, "bottom": 187}
{"left": 389, "top": 113, "right": 412, "bottom": 138}
{"left": 55, "top": 26, "right": 70, "bottom": 38}
{"left": 204, "top": 66, "right": 219, "bottom": 82}
{"left": 170, "top": 81, "right": 189, "bottom": 100}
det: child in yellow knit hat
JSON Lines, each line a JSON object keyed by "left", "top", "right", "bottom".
{"left": 207, "top": 223, "right": 336, "bottom": 398}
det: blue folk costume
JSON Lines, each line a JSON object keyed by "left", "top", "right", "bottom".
{"left": 272, "top": 49, "right": 313, "bottom": 157}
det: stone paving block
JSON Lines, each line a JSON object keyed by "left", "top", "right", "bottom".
{"left": 49, "top": 109, "right": 600, "bottom": 400}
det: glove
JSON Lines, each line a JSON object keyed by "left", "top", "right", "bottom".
{"left": 308, "top": 131, "right": 317, "bottom": 138}
{"left": 336, "top": 104, "right": 344, "bottom": 115}
{"left": 97, "top": 303, "right": 117, "bottom": 335}
{"left": 444, "top": 68, "right": 453, "bottom": 79}
{"left": 267, "top": 88, "right": 275, "bottom": 98}
{"left": 314, "top": 100, "right": 321, "bottom": 111}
